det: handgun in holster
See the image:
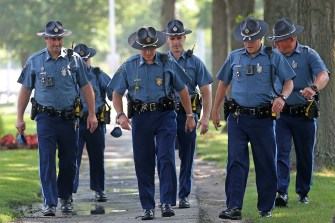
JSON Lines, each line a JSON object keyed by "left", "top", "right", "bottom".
{"left": 74, "top": 97, "right": 83, "bottom": 118}
{"left": 30, "top": 97, "right": 38, "bottom": 120}
{"left": 305, "top": 99, "right": 319, "bottom": 120}
{"left": 191, "top": 93, "right": 202, "bottom": 117}
{"left": 223, "top": 97, "right": 236, "bottom": 121}
{"left": 98, "top": 104, "right": 111, "bottom": 124}
{"left": 126, "top": 93, "right": 134, "bottom": 119}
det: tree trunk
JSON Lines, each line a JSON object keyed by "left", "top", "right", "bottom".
{"left": 211, "top": 0, "right": 228, "bottom": 119}
{"left": 297, "top": 0, "right": 335, "bottom": 168}
{"left": 161, "top": 0, "right": 176, "bottom": 52}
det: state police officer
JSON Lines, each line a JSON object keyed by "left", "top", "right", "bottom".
{"left": 162, "top": 19, "right": 213, "bottom": 209}
{"left": 212, "top": 17, "right": 296, "bottom": 219}
{"left": 267, "top": 18, "right": 330, "bottom": 206}
{"left": 109, "top": 25, "right": 196, "bottom": 220}
{"left": 73, "top": 44, "right": 112, "bottom": 202}
{"left": 15, "top": 20, "right": 98, "bottom": 216}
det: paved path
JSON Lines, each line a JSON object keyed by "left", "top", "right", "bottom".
{"left": 16, "top": 125, "right": 202, "bottom": 223}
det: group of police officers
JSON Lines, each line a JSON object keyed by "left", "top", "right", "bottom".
{"left": 15, "top": 16, "right": 329, "bottom": 220}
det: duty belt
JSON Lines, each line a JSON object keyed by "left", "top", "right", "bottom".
{"left": 233, "top": 105, "right": 272, "bottom": 118}
{"left": 134, "top": 102, "right": 162, "bottom": 113}
{"left": 36, "top": 104, "right": 76, "bottom": 120}
{"left": 175, "top": 102, "right": 185, "bottom": 113}
{"left": 282, "top": 105, "right": 306, "bottom": 117}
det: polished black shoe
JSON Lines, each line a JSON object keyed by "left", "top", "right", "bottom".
{"left": 298, "top": 194, "right": 309, "bottom": 204}
{"left": 60, "top": 198, "right": 73, "bottom": 213}
{"left": 219, "top": 206, "right": 242, "bottom": 220}
{"left": 95, "top": 191, "right": 107, "bottom": 202}
{"left": 161, "top": 203, "right": 175, "bottom": 217}
{"left": 275, "top": 193, "right": 289, "bottom": 207}
{"left": 42, "top": 205, "right": 56, "bottom": 216}
{"left": 179, "top": 197, "right": 190, "bottom": 208}
{"left": 141, "top": 209, "right": 155, "bottom": 220}
{"left": 259, "top": 211, "right": 272, "bottom": 218}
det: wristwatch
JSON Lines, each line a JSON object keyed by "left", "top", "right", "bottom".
{"left": 116, "top": 112, "right": 126, "bottom": 120}
{"left": 310, "top": 84, "right": 318, "bottom": 92}
{"left": 279, "top": 94, "right": 287, "bottom": 102}
{"left": 186, "top": 113, "right": 196, "bottom": 118}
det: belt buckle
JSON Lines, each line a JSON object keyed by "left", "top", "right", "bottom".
{"left": 149, "top": 103, "right": 156, "bottom": 111}
{"left": 249, "top": 108, "right": 256, "bottom": 115}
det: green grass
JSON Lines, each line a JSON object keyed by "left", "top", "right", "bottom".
{"left": 0, "top": 150, "right": 41, "bottom": 223}
{"left": 0, "top": 112, "right": 36, "bottom": 138}
{"left": 196, "top": 124, "right": 335, "bottom": 223}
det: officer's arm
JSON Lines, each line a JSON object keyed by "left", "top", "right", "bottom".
{"left": 81, "top": 83, "right": 98, "bottom": 132}
{"left": 178, "top": 87, "right": 196, "bottom": 133}
{"left": 212, "top": 81, "right": 229, "bottom": 130}
{"left": 113, "top": 91, "right": 131, "bottom": 130}
{"left": 272, "top": 79, "right": 293, "bottom": 113}
{"left": 198, "top": 84, "right": 212, "bottom": 135}
{"left": 16, "top": 86, "right": 32, "bottom": 133}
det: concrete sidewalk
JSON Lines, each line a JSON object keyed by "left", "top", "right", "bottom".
{"left": 16, "top": 125, "right": 200, "bottom": 223}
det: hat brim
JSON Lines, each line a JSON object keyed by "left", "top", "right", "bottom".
{"left": 84, "top": 48, "right": 96, "bottom": 59}
{"left": 161, "top": 29, "right": 192, "bottom": 36}
{"left": 266, "top": 25, "right": 304, "bottom": 42}
{"left": 128, "top": 31, "right": 166, "bottom": 50}
{"left": 233, "top": 20, "right": 269, "bottom": 42}
{"left": 37, "top": 29, "right": 72, "bottom": 37}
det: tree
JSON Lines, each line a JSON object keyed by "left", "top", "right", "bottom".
{"left": 264, "top": 0, "right": 297, "bottom": 31}
{"left": 297, "top": 0, "right": 335, "bottom": 168}
{"left": 160, "top": 0, "right": 176, "bottom": 52}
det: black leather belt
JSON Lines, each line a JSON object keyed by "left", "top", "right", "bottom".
{"left": 134, "top": 102, "right": 162, "bottom": 112}
{"left": 175, "top": 102, "right": 186, "bottom": 113}
{"left": 37, "top": 104, "right": 76, "bottom": 120}
{"left": 282, "top": 105, "right": 306, "bottom": 117}
{"left": 234, "top": 105, "right": 272, "bottom": 118}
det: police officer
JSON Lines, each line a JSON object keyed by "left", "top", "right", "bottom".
{"left": 267, "top": 18, "right": 329, "bottom": 206}
{"left": 73, "top": 44, "right": 112, "bottom": 202}
{"left": 15, "top": 20, "right": 98, "bottom": 216}
{"left": 162, "top": 19, "right": 213, "bottom": 208}
{"left": 212, "top": 17, "right": 296, "bottom": 219}
{"left": 109, "top": 25, "right": 196, "bottom": 220}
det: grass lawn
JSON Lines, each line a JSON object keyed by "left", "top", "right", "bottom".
{"left": 196, "top": 124, "right": 335, "bottom": 223}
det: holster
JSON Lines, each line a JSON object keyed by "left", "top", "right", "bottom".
{"left": 223, "top": 98, "right": 237, "bottom": 120}
{"left": 159, "top": 97, "right": 176, "bottom": 111}
{"left": 126, "top": 93, "right": 135, "bottom": 119}
{"left": 98, "top": 105, "right": 111, "bottom": 124}
{"left": 305, "top": 99, "right": 319, "bottom": 120}
{"left": 30, "top": 97, "right": 38, "bottom": 120}
{"left": 191, "top": 94, "right": 202, "bottom": 117}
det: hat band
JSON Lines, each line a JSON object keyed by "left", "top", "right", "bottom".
{"left": 166, "top": 31, "right": 186, "bottom": 36}
{"left": 241, "top": 27, "right": 262, "bottom": 41}
{"left": 271, "top": 28, "right": 296, "bottom": 40}
{"left": 136, "top": 38, "right": 159, "bottom": 48}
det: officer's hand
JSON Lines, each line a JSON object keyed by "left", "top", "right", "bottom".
{"left": 212, "top": 111, "right": 221, "bottom": 131}
{"left": 118, "top": 115, "right": 132, "bottom": 130}
{"left": 15, "top": 120, "right": 26, "bottom": 133}
{"left": 185, "top": 117, "right": 196, "bottom": 133}
{"left": 87, "top": 114, "right": 98, "bottom": 133}
{"left": 197, "top": 116, "right": 210, "bottom": 135}
{"left": 272, "top": 97, "right": 285, "bottom": 113}
{"left": 300, "top": 87, "right": 316, "bottom": 100}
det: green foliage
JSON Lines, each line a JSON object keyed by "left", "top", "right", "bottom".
{"left": 196, "top": 126, "right": 335, "bottom": 223}
{"left": 0, "top": 113, "right": 4, "bottom": 136}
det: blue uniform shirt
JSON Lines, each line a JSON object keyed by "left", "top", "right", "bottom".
{"left": 80, "top": 67, "right": 112, "bottom": 113}
{"left": 109, "top": 52, "right": 191, "bottom": 103}
{"left": 274, "top": 43, "right": 329, "bottom": 106}
{"left": 217, "top": 45, "right": 296, "bottom": 107}
{"left": 167, "top": 51, "right": 213, "bottom": 102}
{"left": 18, "top": 48, "right": 91, "bottom": 110}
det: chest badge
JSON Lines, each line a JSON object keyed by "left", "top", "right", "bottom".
{"left": 256, "top": 63, "right": 262, "bottom": 73}
{"left": 61, "top": 67, "right": 67, "bottom": 76}
{"left": 156, "top": 77, "right": 163, "bottom": 86}
{"left": 292, "top": 60, "right": 298, "bottom": 69}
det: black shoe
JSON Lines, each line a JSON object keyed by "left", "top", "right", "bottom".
{"left": 42, "top": 205, "right": 56, "bottom": 216}
{"left": 95, "top": 191, "right": 107, "bottom": 202}
{"left": 141, "top": 209, "right": 155, "bottom": 220}
{"left": 275, "top": 193, "right": 289, "bottom": 207}
{"left": 161, "top": 203, "right": 175, "bottom": 217}
{"left": 179, "top": 197, "right": 190, "bottom": 208}
{"left": 60, "top": 198, "right": 73, "bottom": 213}
{"left": 259, "top": 211, "right": 272, "bottom": 218}
{"left": 298, "top": 194, "right": 309, "bottom": 204}
{"left": 219, "top": 206, "right": 242, "bottom": 220}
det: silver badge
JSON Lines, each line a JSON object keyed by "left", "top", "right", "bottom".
{"left": 173, "top": 26, "right": 177, "bottom": 32}
{"left": 245, "top": 28, "right": 249, "bottom": 34}
{"left": 256, "top": 63, "right": 262, "bottom": 73}
{"left": 54, "top": 27, "right": 59, "bottom": 33}
{"left": 292, "top": 60, "right": 298, "bottom": 69}
{"left": 61, "top": 67, "right": 67, "bottom": 76}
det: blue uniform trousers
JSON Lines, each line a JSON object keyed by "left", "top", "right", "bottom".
{"left": 276, "top": 114, "right": 317, "bottom": 196}
{"left": 36, "top": 112, "right": 77, "bottom": 206}
{"left": 225, "top": 113, "right": 277, "bottom": 212}
{"left": 175, "top": 111, "right": 197, "bottom": 200}
{"left": 73, "top": 122, "right": 106, "bottom": 193}
{"left": 132, "top": 110, "right": 177, "bottom": 209}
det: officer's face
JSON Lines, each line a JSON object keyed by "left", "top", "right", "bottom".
{"left": 243, "top": 39, "right": 262, "bottom": 56}
{"left": 166, "top": 35, "right": 186, "bottom": 53}
{"left": 45, "top": 37, "right": 64, "bottom": 55}
{"left": 274, "top": 37, "right": 295, "bottom": 55}
{"left": 140, "top": 49, "right": 156, "bottom": 64}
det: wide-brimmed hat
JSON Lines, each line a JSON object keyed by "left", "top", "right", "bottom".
{"left": 162, "top": 19, "right": 192, "bottom": 36}
{"left": 233, "top": 17, "right": 269, "bottom": 42}
{"left": 267, "top": 18, "right": 304, "bottom": 41}
{"left": 74, "top": 44, "right": 96, "bottom": 60}
{"left": 37, "top": 20, "right": 72, "bottom": 37}
{"left": 128, "top": 26, "right": 165, "bottom": 50}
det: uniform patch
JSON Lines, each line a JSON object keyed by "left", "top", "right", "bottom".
{"left": 291, "top": 60, "right": 298, "bottom": 69}
{"left": 256, "top": 63, "right": 262, "bottom": 73}
{"left": 156, "top": 77, "right": 162, "bottom": 85}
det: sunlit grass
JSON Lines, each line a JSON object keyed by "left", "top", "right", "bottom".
{"left": 196, "top": 125, "right": 335, "bottom": 223}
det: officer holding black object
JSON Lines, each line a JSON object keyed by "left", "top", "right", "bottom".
{"left": 267, "top": 18, "right": 329, "bottom": 206}
{"left": 73, "top": 43, "right": 112, "bottom": 202}
{"left": 212, "top": 17, "right": 295, "bottom": 219}
{"left": 108, "top": 25, "right": 195, "bottom": 220}
{"left": 15, "top": 20, "right": 97, "bottom": 216}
